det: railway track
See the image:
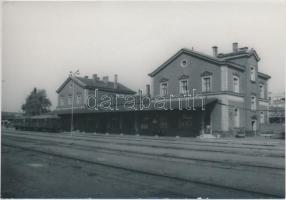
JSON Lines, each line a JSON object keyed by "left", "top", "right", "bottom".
{"left": 3, "top": 129, "right": 285, "bottom": 156}
{"left": 8, "top": 129, "right": 284, "bottom": 148}
{"left": 2, "top": 129, "right": 285, "bottom": 197}
{"left": 2, "top": 142, "right": 281, "bottom": 199}
{"left": 3, "top": 133, "right": 284, "bottom": 171}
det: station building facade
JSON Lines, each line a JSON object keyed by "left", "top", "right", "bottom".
{"left": 55, "top": 43, "right": 271, "bottom": 137}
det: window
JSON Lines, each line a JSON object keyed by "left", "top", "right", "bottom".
{"left": 76, "top": 95, "right": 81, "bottom": 104}
{"left": 178, "top": 114, "right": 192, "bottom": 128}
{"left": 141, "top": 117, "right": 149, "bottom": 129}
{"left": 68, "top": 95, "right": 72, "bottom": 105}
{"left": 251, "top": 95, "right": 256, "bottom": 110}
{"left": 202, "top": 76, "right": 211, "bottom": 92}
{"left": 234, "top": 108, "right": 240, "bottom": 127}
{"left": 233, "top": 75, "right": 239, "bottom": 93}
{"left": 69, "top": 82, "right": 73, "bottom": 89}
{"left": 180, "top": 79, "right": 188, "bottom": 94}
{"left": 180, "top": 59, "right": 188, "bottom": 68}
{"left": 259, "top": 84, "right": 265, "bottom": 98}
{"left": 160, "top": 117, "right": 168, "bottom": 129}
{"left": 250, "top": 66, "right": 256, "bottom": 81}
{"left": 59, "top": 97, "right": 65, "bottom": 106}
{"left": 260, "top": 112, "right": 265, "bottom": 124}
{"left": 160, "top": 82, "right": 168, "bottom": 96}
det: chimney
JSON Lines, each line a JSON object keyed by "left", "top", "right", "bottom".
{"left": 212, "top": 46, "right": 218, "bottom": 57}
{"left": 146, "top": 84, "right": 151, "bottom": 97}
{"left": 114, "top": 74, "right": 118, "bottom": 89}
{"left": 102, "top": 76, "right": 109, "bottom": 84}
{"left": 233, "top": 42, "right": 238, "bottom": 52}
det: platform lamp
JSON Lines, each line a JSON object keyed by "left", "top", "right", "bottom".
{"left": 69, "top": 70, "right": 80, "bottom": 134}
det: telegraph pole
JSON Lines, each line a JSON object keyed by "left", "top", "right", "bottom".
{"left": 70, "top": 70, "right": 80, "bottom": 134}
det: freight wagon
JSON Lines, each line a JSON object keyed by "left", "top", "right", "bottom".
{"left": 14, "top": 114, "right": 62, "bottom": 132}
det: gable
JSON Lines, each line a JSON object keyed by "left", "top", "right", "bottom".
{"left": 148, "top": 48, "right": 245, "bottom": 77}
{"left": 56, "top": 77, "right": 86, "bottom": 93}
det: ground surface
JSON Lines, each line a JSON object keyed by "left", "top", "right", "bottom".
{"left": 1, "top": 128, "right": 285, "bottom": 198}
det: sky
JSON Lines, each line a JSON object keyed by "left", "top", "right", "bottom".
{"left": 2, "top": 1, "right": 286, "bottom": 112}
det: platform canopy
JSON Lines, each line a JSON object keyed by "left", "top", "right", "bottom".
{"left": 55, "top": 97, "right": 217, "bottom": 115}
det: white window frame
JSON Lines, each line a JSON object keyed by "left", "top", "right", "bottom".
{"left": 259, "top": 84, "right": 265, "bottom": 98}
{"left": 68, "top": 95, "right": 72, "bottom": 106}
{"left": 251, "top": 95, "right": 256, "bottom": 110}
{"left": 76, "top": 95, "right": 81, "bottom": 104}
{"left": 234, "top": 108, "right": 240, "bottom": 128}
{"left": 233, "top": 75, "right": 240, "bottom": 93}
{"left": 59, "top": 97, "right": 65, "bottom": 106}
{"left": 160, "top": 81, "right": 168, "bottom": 96}
{"left": 260, "top": 111, "right": 265, "bottom": 124}
{"left": 201, "top": 76, "right": 212, "bottom": 92}
{"left": 250, "top": 66, "right": 256, "bottom": 81}
{"left": 179, "top": 79, "right": 188, "bottom": 94}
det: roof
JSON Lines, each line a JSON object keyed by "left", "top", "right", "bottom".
{"left": 258, "top": 72, "right": 271, "bottom": 80}
{"left": 55, "top": 97, "right": 218, "bottom": 115}
{"left": 56, "top": 76, "right": 136, "bottom": 94}
{"left": 217, "top": 48, "right": 261, "bottom": 61}
{"left": 148, "top": 48, "right": 246, "bottom": 77}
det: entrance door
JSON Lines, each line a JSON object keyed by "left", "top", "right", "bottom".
{"left": 251, "top": 120, "right": 257, "bottom": 133}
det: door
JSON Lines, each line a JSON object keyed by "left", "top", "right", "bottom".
{"left": 251, "top": 120, "right": 257, "bottom": 135}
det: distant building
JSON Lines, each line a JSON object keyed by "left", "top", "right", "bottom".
{"left": 1, "top": 112, "right": 23, "bottom": 121}
{"left": 55, "top": 42, "right": 271, "bottom": 137}
{"left": 269, "top": 92, "right": 285, "bottom": 123}
{"left": 56, "top": 74, "right": 136, "bottom": 132}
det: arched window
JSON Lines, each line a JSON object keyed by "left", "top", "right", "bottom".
{"left": 250, "top": 66, "right": 256, "bottom": 81}
{"left": 234, "top": 108, "right": 240, "bottom": 127}
{"left": 259, "top": 84, "right": 265, "bottom": 98}
{"left": 251, "top": 95, "right": 256, "bottom": 110}
{"left": 260, "top": 112, "right": 265, "bottom": 124}
{"left": 233, "top": 75, "right": 239, "bottom": 93}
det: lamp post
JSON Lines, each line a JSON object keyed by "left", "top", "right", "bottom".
{"left": 69, "top": 70, "right": 80, "bottom": 134}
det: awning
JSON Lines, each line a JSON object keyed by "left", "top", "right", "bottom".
{"left": 55, "top": 97, "right": 217, "bottom": 115}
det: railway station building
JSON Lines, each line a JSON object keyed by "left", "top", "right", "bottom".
{"left": 55, "top": 42, "right": 271, "bottom": 137}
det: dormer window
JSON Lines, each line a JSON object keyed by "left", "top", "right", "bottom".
{"left": 259, "top": 84, "right": 265, "bottom": 98}
{"left": 160, "top": 82, "right": 168, "bottom": 96}
{"left": 250, "top": 66, "right": 256, "bottom": 81}
{"left": 179, "top": 79, "right": 188, "bottom": 94}
{"left": 233, "top": 75, "right": 239, "bottom": 93}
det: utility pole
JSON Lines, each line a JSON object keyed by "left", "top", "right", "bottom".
{"left": 69, "top": 70, "right": 80, "bottom": 134}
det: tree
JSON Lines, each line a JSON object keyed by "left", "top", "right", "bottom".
{"left": 22, "top": 88, "right": 52, "bottom": 116}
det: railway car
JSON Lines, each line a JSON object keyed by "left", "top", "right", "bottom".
{"left": 14, "top": 114, "right": 62, "bottom": 132}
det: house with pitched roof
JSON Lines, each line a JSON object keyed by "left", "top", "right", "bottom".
{"left": 148, "top": 42, "right": 271, "bottom": 136}
{"left": 55, "top": 42, "right": 271, "bottom": 137}
{"left": 56, "top": 74, "right": 136, "bottom": 132}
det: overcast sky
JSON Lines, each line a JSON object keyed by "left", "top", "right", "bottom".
{"left": 2, "top": 1, "right": 286, "bottom": 112}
